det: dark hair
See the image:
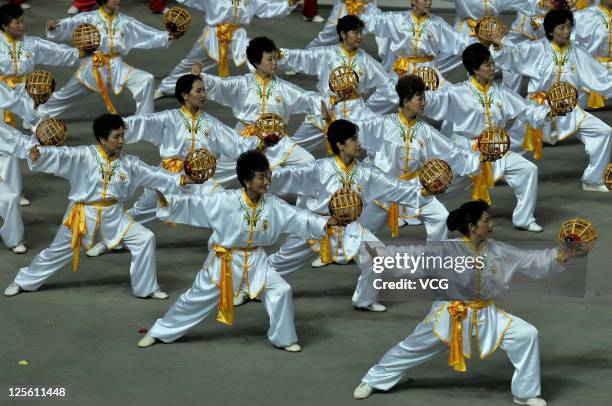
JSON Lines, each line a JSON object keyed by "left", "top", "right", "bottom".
{"left": 462, "top": 43, "right": 492, "bottom": 76}
{"left": 96, "top": 0, "right": 108, "bottom": 5}
{"left": 446, "top": 200, "right": 490, "bottom": 235}
{"left": 246, "top": 37, "right": 277, "bottom": 68}
{"left": 543, "top": 9, "right": 574, "bottom": 40}
{"left": 93, "top": 114, "right": 125, "bottom": 143}
{"left": 396, "top": 75, "right": 425, "bottom": 107}
{"left": 175, "top": 74, "right": 201, "bottom": 105}
{"left": 336, "top": 15, "right": 364, "bottom": 42}
{"left": 0, "top": 3, "right": 23, "bottom": 31}
{"left": 327, "top": 119, "right": 358, "bottom": 155}
{"left": 236, "top": 150, "right": 270, "bottom": 188}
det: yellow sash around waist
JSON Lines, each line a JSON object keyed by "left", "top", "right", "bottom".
{"left": 63, "top": 199, "right": 118, "bottom": 273}
{"left": 216, "top": 23, "right": 240, "bottom": 77}
{"left": 0, "top": 74, "right": 27, "bottom": 127}
{"left": 92, "top": 52, "right": 120, "bottom": 114}
{"left": 392, "top": 55, "right": 434, "bottom": 76}
{"left": 214, "top": 244, "right": 259, "bottom": 326}
{"left": 447, "top": 299, "right": 493, "bottom": 372}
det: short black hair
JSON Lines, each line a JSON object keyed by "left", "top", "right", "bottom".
{"left": 462, "top": 43, "right": 492, "bottom": 76}
{"left": 336, "top": 15, "right": 364, "bottom": 42}
{"left": 446, "top": 200, "right": 490, "bottom": 235}
{"left": 327, "top": 119, "right": 358, "bottom": 155}
{"left": 543, "top": 8, "right": 574, "bottom": 40}
{"left": 93, "top": 114, "right": 125, "bottom": 143}
{"left": 246, "top": 37, "right": 277, "bottom": 68}
{"left": 396, "top": 75, "right": 425, "bottom": 108}
{"left": 0, "top": 3, "right": 23, "bottom": 31}
{"left": 175, "top": 74, "right": 202, "bottom": 105}
{"left": 236, "top": 150, "right": 270, "bottom": 188}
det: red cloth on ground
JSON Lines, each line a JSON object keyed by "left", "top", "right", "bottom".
{"left": 302, "top": 0, "right": 318, "bottom": 18}
{"left": 149, "top": 0, "right": 168, "bottom": 13}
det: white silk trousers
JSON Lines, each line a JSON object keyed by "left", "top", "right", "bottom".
{"left": 147, "top": 266, "right": 298, "bottom": 348}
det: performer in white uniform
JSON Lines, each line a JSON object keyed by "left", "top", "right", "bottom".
{"left": 137, "top": 150, "right": 335, "bottom": 352}
{"left": 494, "top": 9, "right": 612, "bottom": 192}
{"left": 0, "top": 3, "right": 80, "bottom": 128}
{"left": 41, "top": 0, "right": 177, "bottom": 117}
{"left": 353, "top": 200, "right": 579, "bottom": 406}
{"left": 422, "top": 44, "right": 554, "bottom": 232}
{"left": 85, "top": 74, "right": 261, "bottom": 257}
{"left": 267, "top": 119, "right": 422, "bottom": 312}
{"left": 277, "top": 15, "right": 388, "bottom": 152}
{"left": 155, "top": 0, "right": 299, "bottom": 98}
{"left": 356, "top": 75, "right": 482, "bottom": 241}
{"left": 359, "top": 0, "right": 475, "bottom": 114}
{"left": 3, "top": 114, "right": 199, "bottom": 299}
{"left": 572, "top": 0, "right": 612, "bottom": 108}
{"left": 194, "top": 37, "right": 321, "bottom": 185}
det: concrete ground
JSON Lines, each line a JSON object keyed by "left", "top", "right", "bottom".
{"left": 1, "top": 1, "right": 611, "bottom": 405}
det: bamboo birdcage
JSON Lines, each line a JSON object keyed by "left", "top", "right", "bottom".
{"left": 476, "top": 16, "right": 505, "bottom": 42}
{"left": 604, "top": 163, "right": 612, "bottom": 192}
{"left": 254, "top": 113, "right": 287, "bottom": 144}
{"left": 559, "top": 217, "right": 597, "bottom": 253}
{"left": 183, "top": 148, "right": 216, "bottom": 182}
{"left": 35, "top": 118, "right": 68, "bottom": 146}
{"left": 477, "top": 126, "right": 510, "bottom": 161}
{"left": 164, "top": 7, "right": 191, "bottom": 37}
{"left": 547, "top": 81, "right": 578, "bottom": 115}
{"left": 25, "top": 70, "right": 55, "bottom": 106}
{"left": 413, "top": 66, "right": 440, "bottom": 91}
{"left": 328, "top": 188, "right": 363, "bottom": 225}
{"left": 329, "top": 66, "right": 359, "bottom": 97}
{"left": 419, "top": 159, "right": 453, "bottom": 195}
{"left": 72, "top": 23, "right": 101, "bottom": 58}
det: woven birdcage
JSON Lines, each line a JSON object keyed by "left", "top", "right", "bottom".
{"left": 25, "top": 70, "right": 55, "bottom": 106}
{"left": 35, "top": 118, "right": 68, "bottom": 146}
{"left": 183, "top": 148, "right": 216, "bottom": 182}
{"left": 72, "top": 23, "right": 101, "bottom": 58}
{"left": 476, "top": 16, "right": 505, "bottom": 42}
{"left": 413, "top": 66, "right": 440, "bottom": 91}
{"left": 164, "top": 6, "right": 191, "bottom": 37}
{"left": 419, "top": 159, "right": 453, "bottom": 195}
{"left": 254, "top": 113, "right": 287, "bottom": 144}
{"left": 329, "top": 66, "right": 359, "bottom": 96}
{"left": 604, "top": 163, "right": 612, "bottom": 192}
{"left": 559, "top": 217, "right": 597, "bottom": 253}
{"left": 547, "top": 81, "right": 578, "bottom": 115}
{"left": 477, "top": 126, "right": 510, "bottom": 161}
{"left": 328, "top": 188, "right": 363, "bottom": 225}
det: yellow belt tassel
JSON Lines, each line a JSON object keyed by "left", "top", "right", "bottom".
{"left": 447, "top": 300, "right": 492, "bottom": 372}
{"left": 523, "top": 124, "right": 543, "bottom": 160}
{"left": 471, "top": 162, "right": 494, "bottom": 205}
{"left": 214, "top": 245, "right": 234, "bottom": 326}
{"left": 216, "top": 23, "right": 240, "bottom": 77}
{"left": 92, "top": 53, "right": 118, "bottom": 114}
{"left": 0, "top": 74, "right": 27, "bottom": 127}
{"left": 319, "top": 226, "right": 334, "bottom": 265}
{"left": 63, "top": 202, "right": 87, "bottom": 273}
{"left": 388, "top": 202, "right": 399, "bottom": 238}
{"left": 587, "top": 92, "right": 605, "bottom": 109}
{"left": 161, "top": 158, "right": 184, "bottom": 173}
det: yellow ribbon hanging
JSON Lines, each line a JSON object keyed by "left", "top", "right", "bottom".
{"left": 92, "top": 53, "right": 119, "bottom": 114}
{"left": 586, "top": 57, "right": 611, "bottom": 109}
{"left": 0, "top": 74, "right": 27, "bottom": 127}
{"left": 387, "top": 171, "right": 420, "bottom": 237}
{"left": 214, "top": 244, "right": 234, "bottom": 326}
{"left": 464, "top": 17, "right": 478, "bottom": 37}
{"left": 161, "top": 158, "right": 184, "bottom": 173}
{"left": 523, "top": 92, "right": 547, "bottom": 160}
{"left": 447, "top": 299, "right": 492, "bottom": 372}
{"left": 345, "top": 0, "right": 368, "bottom": 15}
{"left": 471, "top": 162, "right": 494, "bottom": 204}
{"left": 392, "top": 55, "right": 434, "bottom": 76}
{"left": 322, "top": 106, "right": 337, "bottom": 156}
{"left": 240, "top": 123, "right": 257, "bottom": 137}
{"left": 216, "top": 23, "right": 240, "bottom": 77}
{"left": 319, "top": 226, "right": 335, "bottom": 265}
{"left": 63, "top": 202, "right": 87, "bottom": 273}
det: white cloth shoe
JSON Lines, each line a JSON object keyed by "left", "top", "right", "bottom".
{"left": 20, "top": 2, "right": 31, "bottom": 10}
{"left": 285, "top": 70, "right": 298, "bottom": 76}
{"left": 4, "top": 282, "right": 23, "bottom": 297}
{"left": 149, "top": 290, "right": 169, "bottom": 300}
{"left": 355, "top": 302, "right": 387, "bottom": 312}
{"left": 312, "top": 15, "right": 325, "bottom": 23}
{"left": 515, "top": 222, "right": 543, "bottom": 233}
{"left": 137, "top": 335, "right": 157, "bottom": 348}
{"left": 12, "top": 243, "right": 27, "bottom": 254}
{"left": 279, "top": 343, "right": 302, "bottom": 352}
{"left": 154, "top": 89, "right": 164, "bottom": 100}
{"left": 353, "top": 382, "right": 374, "bottom": 399}
{"left": 19, "top": 196, "right": 30, "bottom": 206}
{"left": 22, "top": 119, "right": 31, "bottom": 130}
{"left": 67, "top": 5, "right": 79, "bottom": 14}
{"left": 513, "top": 397, "right": 547, "bottom": 406}
{"left": 582, "top": 182, "right": 610, "bottom": 192}
{"left": 311, "top": 257, "right": 329, "bottom": 268}
{"left": 233, "top": 291, "right": 249, "bottom": 306}
{"left": 86, "top": 242, "right": 109, "bottom": 257}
